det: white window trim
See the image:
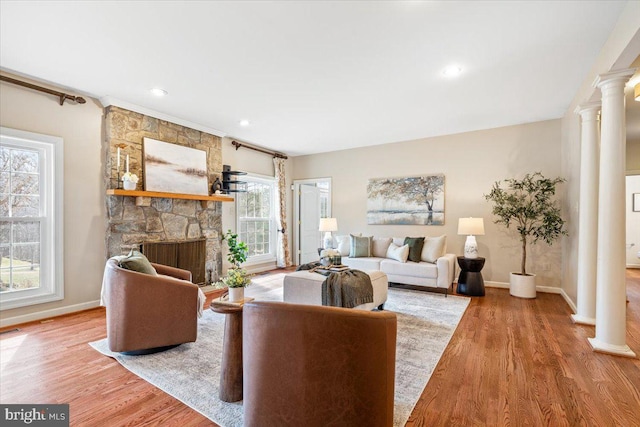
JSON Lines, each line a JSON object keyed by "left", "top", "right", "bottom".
{"left": 236, "top": 173, "right": 277, "bottom": 266}
{"left": 0, "top": 127, "right": 64, "bottom": 310}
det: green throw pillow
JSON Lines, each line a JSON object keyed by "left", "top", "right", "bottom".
{"left": 118, "top": 250, "right": 158, "bottom": 275}
{"left": 404, "top": 237, "right": 425, "bottom": 263}
{"left": 349, "top": 234, "right": 372, "bottom": 258}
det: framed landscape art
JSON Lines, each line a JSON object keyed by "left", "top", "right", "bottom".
{"left": 367, "top": 174, "right": 445, "bottom": 225}
{"left": 143, "top": 137, "right": 208, "bottom": 195}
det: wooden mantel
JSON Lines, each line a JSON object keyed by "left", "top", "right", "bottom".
{"left": 106, "top": 189, "right": 234, "bottom": 208}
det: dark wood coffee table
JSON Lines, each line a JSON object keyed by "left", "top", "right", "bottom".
{"left": 210, "top": 297, "right": 254, "bottom": 402}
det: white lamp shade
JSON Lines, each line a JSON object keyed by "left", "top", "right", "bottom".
{"left": 458, "top": 217, "right": 485, "bottom": 236}
{"left": 319, "top": 217, "right": 338, "bottom": 232}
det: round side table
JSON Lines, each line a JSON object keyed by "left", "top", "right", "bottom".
{"left": 210, "top": 301, "right": 246, "bottom": 402}
{"left": 456, "top": 256, "right": 485, "bottom": 296}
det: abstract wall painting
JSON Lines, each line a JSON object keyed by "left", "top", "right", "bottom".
{"left": 367, "top": 174, "right": 445, "bottom": 225}
{"left": 143, "top": 137, "right": 208, "bottom": 195}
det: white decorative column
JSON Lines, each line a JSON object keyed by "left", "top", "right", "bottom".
{"left": 571, "top": 102, "right": 600, "bottom": 325}
{"left": 589, "top": 68, "right": 636, "bottom": 358}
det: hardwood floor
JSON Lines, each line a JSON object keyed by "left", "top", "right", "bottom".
{"left": 407, "top": 269, "right": 640, "bottom": 427}
{"left": 1, "top": 271, "right": 639, "bottom": 426}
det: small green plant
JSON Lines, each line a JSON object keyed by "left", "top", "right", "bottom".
{"left": 484, "top": 172, "right": 567, "bottom": 276}
{"left": 222, "top": 230, "right": 248, "bottom": 269}
{"left": 214, "top": 230, "right": 251, "bottom": 289}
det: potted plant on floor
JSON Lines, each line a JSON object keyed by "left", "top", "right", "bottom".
{"left": 484, "top": 172, "right": 567, "bottom": 298}
{"left": 220, "top": 230, "right": 251, "bottom": 302}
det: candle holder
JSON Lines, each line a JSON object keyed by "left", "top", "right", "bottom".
{"left": 115, "top": 143, "right": 127, "bottom": 190}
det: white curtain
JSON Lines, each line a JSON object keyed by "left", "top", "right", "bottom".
{"left": 274, "top": 158, "right": 291, "bottom": 267}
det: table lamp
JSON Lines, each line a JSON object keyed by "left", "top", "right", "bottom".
{"left": 458, "top": 217, "right": 485, "bottom": 259}
{"left": 319, "top": 218, "right": 338, "bottom": 250}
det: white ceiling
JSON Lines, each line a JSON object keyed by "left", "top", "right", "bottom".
{"left": 0, "top": 1, "right": 629, "bottom": 156}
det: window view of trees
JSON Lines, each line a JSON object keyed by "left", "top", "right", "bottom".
{"left": 0, "top": 146, "right": 41, "bottom": 292}
{"left": 237, "top": 179, "right": 275, "bottom": 259}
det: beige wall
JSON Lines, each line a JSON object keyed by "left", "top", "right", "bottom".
{"left": 560, "top": 2, "right": 640, "bottom": 304}
{"left": 293, "top": 119, "right": 563, "bottom": 287}
{"left": 0, "top": 77, "right": 105, "bottom": 325}
{"left": 628, "top": 139, "right": 640, "bottom": 172}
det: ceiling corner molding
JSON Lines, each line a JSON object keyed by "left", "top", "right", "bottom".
{"left": 99, "top": 96, "right": 227, "bottom": 137}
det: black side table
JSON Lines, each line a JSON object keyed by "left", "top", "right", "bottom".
{"left": 457, "top": 256, "right": 485, "bottom": 296}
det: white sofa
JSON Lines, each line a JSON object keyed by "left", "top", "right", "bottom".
{"left": 338, "top": 236, "right": 456, "bottom": 295}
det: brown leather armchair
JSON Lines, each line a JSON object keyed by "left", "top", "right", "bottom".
{"left": 103, "top": 258, "right": 199, "bottom": 354}
{"left": 243, "top": 301, "right": 397, "bottom": 427}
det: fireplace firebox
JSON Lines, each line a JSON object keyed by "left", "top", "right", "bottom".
{"left": 141, "top": 239, "right": 206, "bottom": 285}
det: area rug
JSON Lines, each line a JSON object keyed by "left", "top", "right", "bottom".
{"left": 90, "top": 274, "right": 470, "bottom": 426}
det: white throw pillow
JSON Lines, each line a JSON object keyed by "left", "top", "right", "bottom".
{"left": 421, "top": 235, "right": 447, "bottom": 263}
{"left": 371, "top": 237, "right": 393, "bottom": 258}
{"left": 386, "top": 242, "right": 409, "bottom": 263}
{"left": 335, "top": 235, "right": 351, "bottom": 256}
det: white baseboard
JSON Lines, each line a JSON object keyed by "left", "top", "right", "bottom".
{"left": 481, "top": 280, "right": 577, "bottom": 312}
{"left": 484, "top": 280, "right": 509, "bottom": 289}
{"left": 0, "top": 300, "right": 101, "bottom": 328}
{"left": 559, "top": 289, "right": 577, "bottom": 313}
{"left": 626, "top": 264, "right": 640, "bottom": 269}
{"left": 245, "top": 262, "right": 277, "bottom": 275}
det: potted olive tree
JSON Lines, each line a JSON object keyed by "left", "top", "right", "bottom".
{"left": 220, "top": 230, "right": 251, "bottom": 302}
{"left": 484, "top": 172, "right": 567, "bottom": 298}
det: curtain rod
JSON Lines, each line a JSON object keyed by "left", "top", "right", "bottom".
{"left": 231, "top": 140, "right": 288, "bottom": 159}
{"left": 0, "top": 75, "right": 87, "bottom": 106}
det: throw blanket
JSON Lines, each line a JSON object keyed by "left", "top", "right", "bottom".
{"left": 296, "top": 263, "right": 374, "bottom": 308}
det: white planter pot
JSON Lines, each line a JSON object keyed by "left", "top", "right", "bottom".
{"left": 228, "top": 287, "right": 245, "bottom": 303}
{"left": 510, "top": 273, "right": 536, "bottom": 298}
{"left": 123, "top": 180, "right": 136, "bottom": 191}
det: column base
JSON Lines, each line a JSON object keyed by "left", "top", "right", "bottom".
{"left": 571, "top": 314, "right": 596, "bottom": 326}
{"left": 588, "top": 337, "right": 636, "bottom": 358}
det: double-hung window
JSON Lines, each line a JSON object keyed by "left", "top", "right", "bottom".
{"left": 0, "top": 127, "right": 63, "bottom": 310}
{"left": 236, "top": 174, "right": 276, "bottom": 264}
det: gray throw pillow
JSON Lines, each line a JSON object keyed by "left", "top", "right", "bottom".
{"left": 349, "top": 234, "right": 372, "bottom": 258}
{"left": 118, "top": 250, "right": 158, "bottom": 275}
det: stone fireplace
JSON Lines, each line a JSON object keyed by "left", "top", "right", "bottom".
{"left": 104, "top": 106, "right": 224, "bottom": 284}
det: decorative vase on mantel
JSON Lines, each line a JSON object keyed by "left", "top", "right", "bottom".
{"left": 121, "top": 172, "right": 139, "bottom": 191}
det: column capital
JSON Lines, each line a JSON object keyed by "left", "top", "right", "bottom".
{"left": 593, "top": 68, "right": 636, "bottom": 89}
{"left": 574, "top": 101, "right": 601, "bottom": 116}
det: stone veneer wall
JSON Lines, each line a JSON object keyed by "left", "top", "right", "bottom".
{"left": 104, "top": 106, "right": 224, "bottom": 283}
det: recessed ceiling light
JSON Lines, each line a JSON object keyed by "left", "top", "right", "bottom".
{"left": 442, "top": 65, "right": 462, "bottom": 77}
{"left": 150, "top": 87, "right": 168, "bottom": 97}
{"left": 239, "top": 119, "right": 250, "bottom": 127}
